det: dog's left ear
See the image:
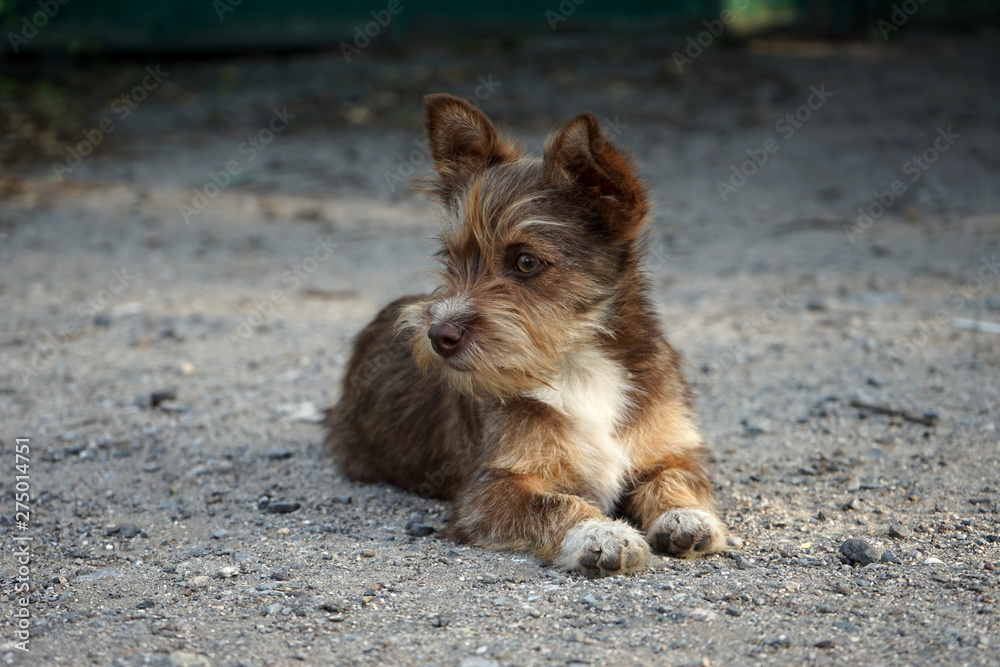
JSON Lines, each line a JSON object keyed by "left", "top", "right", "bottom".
{"left": 544, "top": 113, "right": 648, "bottom": 240}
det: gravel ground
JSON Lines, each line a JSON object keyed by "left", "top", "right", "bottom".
{"left": 1, "top": 30, "right": 999, "bottom": 666}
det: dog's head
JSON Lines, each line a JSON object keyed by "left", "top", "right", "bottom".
{"left": 397, "top": 94, "right": 651, "bottom": 398}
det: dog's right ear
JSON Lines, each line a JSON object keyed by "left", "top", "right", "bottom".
{"left": 424, "top": 93, "right": 519, "bottom": 182}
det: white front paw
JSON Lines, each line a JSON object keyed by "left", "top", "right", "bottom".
{"left": 648, "top": 509, "right": 727, "bottom": 558}
{"left": 556, "top": 518, "right": 650, "bottom": 577}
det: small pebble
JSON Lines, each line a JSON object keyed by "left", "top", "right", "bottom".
{"left": 888, "top": 524, "right": 912, "bottom": 539}
{"left": 118, "top": 524, "right": 141, "bottom": 539}
{"left": 834, "top": 582, "right": 853, "bottom": 595}
{"left": 265, "top": 501, "right": 301, "bottom": 514}
{"left": 407, "top": 524, "right": 435, "bottom": 537}
{"left": 267, "top": 446, "right": 292, "bottom": 460}
{"left": 188, "top": 576, "right": 210, "bottom": 590}
{"left": 840, "top": 538, "right": 883, "bottom": 565}
{"left": 843, "top": 498, "right": 865, "bottom": 511}
{"left": 150, "top": 389, "right": 177, "bottom": 408}
{"left": 360, "top": 549, "right": 376, "bottom": 558}
{"left": 481, "top": 573, "right": 499, "bottom": 585}
{"left": 730, "top": 552, "right": 752, "bottom": 570}
{"left": 688, "top": 608, "right": 719, "bottom": 622}
{"left": 726, "top": 535, "right": 744, "bottom": 550}
{"left": 270, "top": 569, "right": 289, "bottom": 581}
{"left": 881, "top": 550, "right": 902, "bottom": 564}
{"left": 136, "top": 599, "right": 155, "bottom": 609}
{"left": 923, "top": 557, "right": 944, "bottom": 565}
{"left": 218, "top": 567, "right": 238, "bottom": 579}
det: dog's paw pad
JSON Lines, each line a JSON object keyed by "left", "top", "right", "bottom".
{"left": 649, "top": 509, "right": 727, "bottom": 558}
{"left": 556, "top": 519, "right": 649, "bottom": 577}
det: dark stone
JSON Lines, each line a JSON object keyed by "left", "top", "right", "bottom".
{"left": 150, "top": 389, "right": 177, "bottom": 408}
{"left": 839, "top": 538, "right": 883, "bottom": 565}
{"left": 265, "top": 501, "right": 301, "bottom": 514}
{"left": 119, "top": 524, "right": 141, "bottom": 539}
{"left": 407, "top": 523, "right": 435, "bottom": 537}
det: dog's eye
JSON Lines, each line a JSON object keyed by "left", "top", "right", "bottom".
{"left": 514, "top": 254, "right": 541, "bottom": 274}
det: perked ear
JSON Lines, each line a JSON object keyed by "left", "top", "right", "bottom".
{"left": 424, "top": 93, "right": 519, "bottom": 180}
{"left": 543, "top": 113, "right": 649, "bottom": 239}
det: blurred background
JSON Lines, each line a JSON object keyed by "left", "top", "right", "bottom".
{"left": 2, "top": 0, "right": 999, "bottom": 165}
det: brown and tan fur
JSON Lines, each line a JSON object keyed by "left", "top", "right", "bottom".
{"left": 325, "top": 94, "right": 732, "bottom": 576}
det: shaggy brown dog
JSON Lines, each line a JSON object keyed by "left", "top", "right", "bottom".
{"left": 325, "top": 94, "right": 730, "bottom": 576}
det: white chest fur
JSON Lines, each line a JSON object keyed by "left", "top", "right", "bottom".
{"left": 527, "top": 348, "right": 632, "bottom": 513}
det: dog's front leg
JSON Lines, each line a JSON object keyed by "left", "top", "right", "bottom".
{"left": 452, "top": 471, "right": 649, "bottom": 577}
{"left": 623, "top": 450, "right": 729, "bottom": 559}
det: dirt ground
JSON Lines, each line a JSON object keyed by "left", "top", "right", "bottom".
{"left": 1, "top": 29, "right": 999, "bottom": 667}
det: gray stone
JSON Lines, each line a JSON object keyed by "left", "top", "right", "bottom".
{"left": 407, "top": 523, "right": 435, "bottom": 537}
{"left": 888, "top": 524, "right": 912, "bottom": 539}
{"left": 840, "top": 538, "right": 883, "bottom": 565}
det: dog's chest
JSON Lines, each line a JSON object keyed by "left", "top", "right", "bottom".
{"left": 528, "top": 350, "right": 632, "bottom": 513}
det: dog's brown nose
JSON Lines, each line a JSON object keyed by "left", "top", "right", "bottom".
{"left": 428, "top": 322, "right": 466, "bottom": 358}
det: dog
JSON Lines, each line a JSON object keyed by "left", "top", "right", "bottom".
{"left": 324, "top": 93, "right": 732, "bottom": 576}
